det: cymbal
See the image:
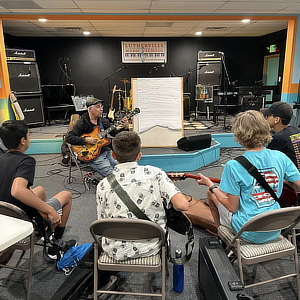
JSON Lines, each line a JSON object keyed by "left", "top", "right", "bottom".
{"left": 119, "top": 78, "right": 130, "bottom": 84}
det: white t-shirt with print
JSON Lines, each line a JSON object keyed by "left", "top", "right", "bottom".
{"left": 96, "top": 162, "right": 180, "bottom": 260}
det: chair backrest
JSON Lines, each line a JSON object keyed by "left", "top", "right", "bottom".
{"left": 238, "top": 207, "right": 300, "bottom": 236}
{"left": 90, "top": 219, "right": 166, "bottom": 245}
{"left": 0, "top": 200, "right": 31, "bottom": 221}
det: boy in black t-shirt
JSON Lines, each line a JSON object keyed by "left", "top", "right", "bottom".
{"left": 0, "top": 120, "right": 75, "bottom": 260}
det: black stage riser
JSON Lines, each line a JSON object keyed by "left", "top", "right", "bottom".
{"left": 17, "top": 95, "right": 45, "bottom": 126}
{"left": 7, "top": 61, "right": 41, "bottom": 93}
{"left": 197, "top": 62, "right": 222, "bottom": 86}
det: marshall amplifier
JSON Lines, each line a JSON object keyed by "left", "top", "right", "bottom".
{"left": 7, "top": 61, "right": 41, "bottom": 94}
{"left": 17, "top": 94, "right": 45, "bottom": 126}
{"left": 6, "top": 48, "right": 36, "bottom": 61}
{"left": 197, "top": 62, "right": 222, "bottom": 86}
{"left": 198, "top": 51, "right": 222, "bottom": 62}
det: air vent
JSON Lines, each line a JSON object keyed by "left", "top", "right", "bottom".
{"left": 55, "top": 27, "right": 83, "bottom": 32}
{"left": 146, "top": 22, "right": 174, "bottom": 27}
{"left": 203, "top": 27, "right": 229, "bottom": 31}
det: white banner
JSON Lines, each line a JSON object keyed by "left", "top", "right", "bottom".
{"left": 121, "top": 41, "right": 167, "bottom": 63}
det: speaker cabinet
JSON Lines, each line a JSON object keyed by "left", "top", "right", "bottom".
{"left": 177, "top": 134, "right": 211, "bottom": 151}
{"left": 7, "top": 61, "right": 41, "bottom": 93}
{"left": 17, "top": 95, "right": 45, "bottom": 126}
{"left": 183, "top": 93, "right": 191, "bottom": 120}
{"left": 197, "top": 62, "right": 222, "bottom": 86}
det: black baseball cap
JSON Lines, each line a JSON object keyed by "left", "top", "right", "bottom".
{"left": 261, "top": 101, "right": 293, "bottom": 122}
{"left": 86, "top": 98, "right": 104, "bottom": 108}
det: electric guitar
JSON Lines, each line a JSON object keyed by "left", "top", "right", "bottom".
{"left": 167, "top": 172, "right": 298, "bottom": 207}
{"left": 108, "top": 85, "right": 117, "bottom": 120}
{"left": 72, "top": 108, "right": 140, "bottom": 162}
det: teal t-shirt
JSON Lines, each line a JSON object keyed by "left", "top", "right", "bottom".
{"left": 219, "top": 148, "right": 300, "bottom": 243}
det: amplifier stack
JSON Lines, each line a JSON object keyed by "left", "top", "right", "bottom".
{"left": 6, "top": 48, "right": 44, "bottom": 126}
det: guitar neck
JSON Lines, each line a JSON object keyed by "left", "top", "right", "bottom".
{"left": 167, "top": 172, "right": 221, "bottom": 184}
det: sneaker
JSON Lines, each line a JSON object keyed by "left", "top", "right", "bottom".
{"left": 48, "top": 239, "right": 77, "bottom": 260}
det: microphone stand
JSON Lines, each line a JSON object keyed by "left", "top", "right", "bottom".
{"left": 220, "top": 53, "right": 231, "bottom": 130}
{"left": 101, "top": 65, "right": 126, "bottom": 111}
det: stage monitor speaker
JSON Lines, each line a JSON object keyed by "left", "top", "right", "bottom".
{"left": 17, "top": 95, "right": 45, "bottom": 126}
{"left": 7, "top": 61, "right": 41, "bottom": 93}
{"left": 197, "top": 62, "right": 222, "bottom": 86}
{"left": 177, "top": 134, "right": 211, "bottom": 151}
{"left": 6, "top": 48, "right": 36, "bottom": 61}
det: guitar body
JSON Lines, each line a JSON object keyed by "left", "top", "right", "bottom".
{"left": 108, "top": 109, "right": 115, "bottom": 120}
{"left": 184, "top": 197, "right": 218, "bottom": 234}
{"left": 279, "top": 184, "right": 298, "bottom": 207}
{"left": 72, "top": 127, "right": 110, "bottom": 162}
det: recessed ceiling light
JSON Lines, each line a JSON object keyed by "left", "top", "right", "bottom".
{"left": 38, "top": 19, "right": 47, "bottom": 22}
{"left": 242, "top": 19, "right": 251, "bottom": 23}
{"left": 83, "top": 31, "right": 90, "bottom": 35}
{"left": 195, "top": 31, "right": 202, "bottom": 36}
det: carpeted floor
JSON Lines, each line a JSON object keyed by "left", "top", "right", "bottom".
{"left": 1, "top": 148, "right": 300, "bottom": 300}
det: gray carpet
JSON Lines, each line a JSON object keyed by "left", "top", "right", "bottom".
{"left": 0, "top": 148, "right": 299, "bottom": 300}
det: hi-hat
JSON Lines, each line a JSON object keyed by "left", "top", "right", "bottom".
{"left": 119, "top": 78, "right": 130, "bottom": 84}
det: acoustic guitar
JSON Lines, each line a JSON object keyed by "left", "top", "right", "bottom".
{"left": 108, "top": 85, "right": 117, "bottom": 120}
{"left": 167, "top": 172, "right": 298, "bottom": 207}
{"left": 72, "top": 108, "right": 140, "bottom": 162}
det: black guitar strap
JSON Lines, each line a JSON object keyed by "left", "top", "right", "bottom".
{"left": 234, "top": 156, "right": 280, "bottom": 203}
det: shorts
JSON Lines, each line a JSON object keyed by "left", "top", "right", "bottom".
{"left": 46, "top": 197, "right": 62, "bottom": 216}
{"left": 218, "top": 202, "right": 233, "bottom": 229}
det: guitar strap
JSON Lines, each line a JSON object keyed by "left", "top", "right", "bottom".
{"left": 234, "top": 156, "right": 280, "bottom": 203}
{"left": 98, "top": 120, "right": 104, "bottom": 130}
{"left": 106, "top": 173, "right": 193, "bottom": 264}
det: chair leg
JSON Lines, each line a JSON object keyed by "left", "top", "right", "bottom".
{"left": 94, "top": 243, "right": 98, "bottom": 300}
{"left": 27, "top": 233, "right": 35, "bottom": 300}
{"left": 161, "top": 247, "right": 166, "bottom": 300}
{"left": 291, "top": 229, "right": 300, "bottom": 300}
{"left": 236, "top": 239, "right": 244, "bottom": 285}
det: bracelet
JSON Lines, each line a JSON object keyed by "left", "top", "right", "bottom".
{"left": 209, "top": 184, "right": 218, "bottom": 194}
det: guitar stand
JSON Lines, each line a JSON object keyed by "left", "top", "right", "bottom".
{"left": 67, "top": 143, "right": 89, "bottom": 190}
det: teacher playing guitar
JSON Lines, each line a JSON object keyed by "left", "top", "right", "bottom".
{"left": 65, "top": 98, "right": 129, "bottom": 177}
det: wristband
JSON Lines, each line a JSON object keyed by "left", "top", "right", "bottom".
{"left": 209, "top": 184, "right": 218, "bottom": 194}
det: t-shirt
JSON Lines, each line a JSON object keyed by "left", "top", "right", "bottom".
{"left": 96, "top": 162, "right": 180, "bottom": 260}
{"left": 268, "top": 125, "right": 300, "bottom": 170}
{"left": 0, "top": 151, "right": 36, "bottom": 218}
{"left": 219, "top": 148, "right": 300, "bottom": 243}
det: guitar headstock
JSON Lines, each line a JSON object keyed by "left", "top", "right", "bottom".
{"left": 167, "top": 172, "right": 187, "bottom": 181}
{"left": 127, "top": 108, "right": 140, "bottom": 119}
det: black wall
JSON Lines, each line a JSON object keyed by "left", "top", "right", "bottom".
{"left": 4, "top": 31, "right": 286, "bottom": 113}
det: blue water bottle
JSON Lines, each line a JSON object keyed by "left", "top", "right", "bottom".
{"left": 173, "top": 249, "right": 184, "bottom": 292}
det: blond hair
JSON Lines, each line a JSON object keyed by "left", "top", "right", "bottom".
{"left": 231, "top": 110, "right": 272, "bottom": 149}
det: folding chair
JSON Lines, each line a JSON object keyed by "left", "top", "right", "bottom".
{"left": 218, "top": 207, "right": 300, "bottom": 299}
{"left": 0, "top": 201, "right": 45, "bottom": 300}
{"left": 90, "top": 218, "right": 167, "bottom": 300}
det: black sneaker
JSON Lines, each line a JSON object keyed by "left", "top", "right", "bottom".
{"left": 48, "top": 239, "right": 77, "bottom": 260}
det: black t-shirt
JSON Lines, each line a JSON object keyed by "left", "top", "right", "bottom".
{"left": 267, "top": 125, "right": 300, "bottom": 170}
{"left": 0, "top": 151, "right": 37, "bottom": 217}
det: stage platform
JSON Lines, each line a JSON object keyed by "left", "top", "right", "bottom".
{"left": 12, "top": 117, "right": 242, "bottom": 172}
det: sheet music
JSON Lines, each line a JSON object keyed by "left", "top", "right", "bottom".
{"left": 137, "top": 77, "right": 182, "bottom": 133}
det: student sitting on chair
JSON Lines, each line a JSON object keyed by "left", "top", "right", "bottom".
{"left": 96, "top": 131, "right": 190, "bottom": 260}
{"left": 0, "top": 120, "right": 75, "bottom": 260}
{"left": 196, "top": 110, "right": 300, "bottom": 243}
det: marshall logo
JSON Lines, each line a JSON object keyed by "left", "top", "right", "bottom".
{"left": 205, "top": 54, "right": 215, "bottom": 57}
{"left": 204, "top": 70, "right": 215, "bottom": 74}
{"left": 14, "top": 51, "right": 26, "bottom": 56}
{"left": 18, "top": 73, "right": 30, "bottom": 77}
{"left": 24, "top": 108, "right": 35, "bottom": 113}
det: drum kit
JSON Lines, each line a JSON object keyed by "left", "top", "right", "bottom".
{"left": 111, "top": 78, "right": 132, "bottom": 119}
